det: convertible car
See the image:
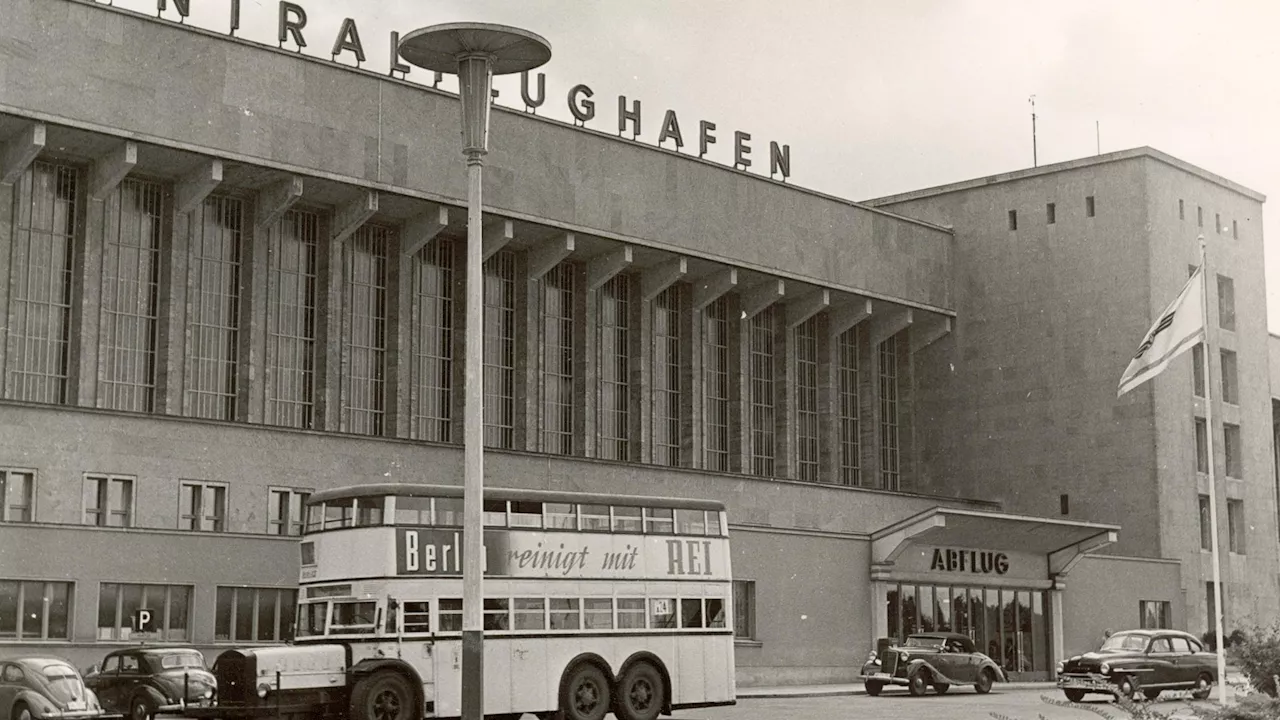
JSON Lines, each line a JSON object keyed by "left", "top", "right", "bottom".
{"left": 1057, "top": 629, "right": 1217, "bottom": 702}
{"left": 859, "top": 632, "right": 1006, "bottom": 696}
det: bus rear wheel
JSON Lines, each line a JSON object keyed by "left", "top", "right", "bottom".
{"left": 350, "top": 670, "right": 419, "bottom": 720}
{"left": 560, "top": 664, "right": 612, "bottom": 720}
{"left": 616, "top": 662, "right": 664, "bottom": 720}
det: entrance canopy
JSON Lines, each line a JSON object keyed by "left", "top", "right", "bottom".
{"left": 872, "top": 507, "right": 1119, "bottom": 577}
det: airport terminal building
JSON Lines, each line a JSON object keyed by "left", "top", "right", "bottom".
{"left": 1, "top": 0, "right": 1277, "bottom": 686}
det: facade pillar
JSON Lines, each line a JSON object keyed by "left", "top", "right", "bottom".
{"left": 1050, "top": 580, "right": 1066, "bottom": 672}
{"left": 71, "top": 195, "right": 105, "bottom": 406}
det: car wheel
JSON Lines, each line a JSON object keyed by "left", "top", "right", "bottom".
{"left": 560, "top": 663, "right": 612, "bottom": 720}
{"left": 1143, "top": 688, "right": 1161, "bottom": 701}
{"left": 864, "top": 680, "right": 884, "bottom": 697}
{"left": 933, "top": 682, "right": 950, "bottom": 694}
{"left": 1114, "top": 674, "right": 1139, "bottom": 701}
{"left": 615, "top": 661, "right": 664, "bottom": 720}
{"left": 1191, "top": 673, "right": 1213, "bottom": 700}
{"left": 974, "top": 668, "right": 995, "bottom": 694}
{"left": 1063, "top": 689, "right": 1086, "bottom": 703}
{"left": 131, "top": 695, "right": 157, "bottom": 720}
{"left": 907, "top": 670, "right": 929, "bottom": 697}
{"left": 15, "top": 704, "right": 32, "bottom": 720}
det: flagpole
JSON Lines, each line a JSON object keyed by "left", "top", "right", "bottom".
{"left": 1198, "top": 234, "right": 1229, "bottom": 704}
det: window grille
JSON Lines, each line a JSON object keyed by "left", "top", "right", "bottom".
{"left": 185, "top": 196, "right": 242, "bottom": 420}
{"left": 99, "top": 179, "right": 163, "bottom": 412}
{"left": 411, "top": 238, "right": 454, "bottom": 442}
{"left": 343, "top": 225, "right": 389, "bottom": 435}
{"left": 795, "top": 317, "right": 819, "bottom": 481}
{"left": 597, "top": 274, "right": 630, "bottom": 460}
{"left": 652, "top": 287, "right": 682, "bottom": 466}
{"left": 267, "top": 209, "right": 319, "bottom": 429}
{"left": 702, "top": 298, "right": 730, "bottom": 472}
{"left": 483, "top": 251, "right": 516, "bottom": 448}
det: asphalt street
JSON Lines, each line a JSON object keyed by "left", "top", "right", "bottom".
{"left": 669, "top": 687, "right": 1217, "bottom": 719}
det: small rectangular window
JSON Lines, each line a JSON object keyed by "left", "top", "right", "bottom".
{"left": 680, "top": 598, "right": 704, "bottom": 628}
{"left": 1139, "top": 600, "right": 1170, "bottom": 630}
{"left": 612, "top": 506, "right": 642, "bottom": 533}
{"left": 1215, "top": 213, "right": 1221, "bottom": 234}
{"left": 550, "top": 598, "right": 580, "bottom": 630}
{"left": 84, "top": 475, "right": 134, "bottom": 527}
{"left": 583, "top": 598, "right": 613, "bottom": 630}
{"left": 1227, "top": 499, "right": 1245, "bottom": 554}
{"left": 1191, "top": 344, "right": 1205, "bottom": 397}
{"left": 579, "top": 504, "right": 610, "bottom": 531}
{"left": 1223, "top": 424, "right": 1242, "bottom": 478}
{"left": 1179, "top": 199, "right": 1185, "bottom": 220}
{"left": 1195, "top": 418, "right": 1208, "bottom": 474}
{"left": 179, "top": 481, "right": 226, "bottom": 532}
{"left": 1232, "top": 220, "right": 1238, "bottom": 239}
{"left": 1059, "top": 494, "right": 1069, "bottom": 516}
{"left": 650, "top": 598, "right": 677, "bottom": 629}
{"left": 1198, "top": 494, "right": 1212, "bottom": 550}
{"left": 482, "top": 499, "right": 506, "bottom": 527}
{"left": 512, "top": 598, "right": 545, "bottom": 630}
{"left": 438, "top": 599, "right": 463, "bottom": 632}
{"left": 402, "top": 601, "right": 431, "bottom": 633}
{"left": 1217, "top": 275, "right": 1235, "bottom": 331}
{"left": 543, "top": 503, "right": 576, "bottom": 530}
{"left": 1197, "top": 206, "right": 1204, "bottom": 227}
{"left": 508, "top": 501, "right": 543, "bottom": 528}
{"left": 1007, "top": 210, "right": 1018, "bottom": 231}
{"left": 1085, "top": 196, "right": 1095, "bottom": 217}
{"left": 1046, "top": 203, "right": 1055, "bottom": 225}
{"left": 617, "top": 598, "right": 646, "bottom": 629}
{"left": 643, "top": 507, "right": 674, "bottom": 534}
{"left": 733, "top": 580, "right": 755, "bottom": 640}
{"left": 1220, "top": 351, "right": 1238, "bottom": 405}
{"left": 1, "top": 470, "right": 35, "bottom": 523}
{"left": 483, "top": 598, "right": 510, "bottom": 631}
{"left": 268, "top": 488, "right": 311, "bottom": 536}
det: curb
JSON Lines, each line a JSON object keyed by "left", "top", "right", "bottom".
{"left": 737, "top": 681, "right": 1062, "bottom": 700}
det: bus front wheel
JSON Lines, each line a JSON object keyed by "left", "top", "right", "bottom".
{"left": 350, "top": 670, "right": 419, "bottom": 720}
{"left": 560, "top": 664, "right": 612, "bottom": 720}
{"left": 615, "top": 662, "right": 664, "bottom": 720}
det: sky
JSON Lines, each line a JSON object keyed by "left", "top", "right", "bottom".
{"left": 118, "top": 0, "right": 1280, "bottom": 329}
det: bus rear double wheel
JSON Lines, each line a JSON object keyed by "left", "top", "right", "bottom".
{"left": 560, "top": 660, "right": 665, "bottom": 720}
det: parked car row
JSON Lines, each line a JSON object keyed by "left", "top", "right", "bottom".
{"left": 857, "top": 627, "right": 1219, "bottom": 702}
{"left": 0, "top": 648, "right": 216, "bottom": 720}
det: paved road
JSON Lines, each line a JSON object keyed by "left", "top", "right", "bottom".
{"left": 669, "top": 687, "right": 1216, "bottom": 719}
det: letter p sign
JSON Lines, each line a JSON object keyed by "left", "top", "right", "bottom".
{"left": 133, "top": 608, "right": 155, "bottom": 633}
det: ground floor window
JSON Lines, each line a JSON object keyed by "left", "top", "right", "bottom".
{"left": 884, "top": 583, "right": 1049, "bottom": 674}
{"left": 733, "top": 580, "right": 756, "bottom": 640}
{"left": 215, "top": 587, "right": 298, "bottom": 642}
{"left": 1139, "top": 600, "right": 1170, "bottom": 629}
{"left": 97, "top": 583, "right": 191, "bottom": 641}
{"left": 0, "top": 580, "right": 72, "bottom": 640}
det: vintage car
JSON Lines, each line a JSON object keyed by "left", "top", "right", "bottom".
{"left": 1057, "top": 629, "right": 1217, "bottom": 702}
{"left": 0, "top": 657, "right": 112, "bottom": 720}
{"left": 83, "top": 648, "right": 216, "bottom": 720}
{"left": 859, "top": 632, "right": 1006, "bottom": 696}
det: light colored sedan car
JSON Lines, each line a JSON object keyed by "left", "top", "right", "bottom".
{"left": 0, "top": 657, "right": 112, "bottom": 720}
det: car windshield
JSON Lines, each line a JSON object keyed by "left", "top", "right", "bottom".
{"left": 159, "top": 653, "right": 204, "bottom": 670}
{"left": 39, "top": 664, "right": 84, "bottom": 704}
{"left": 904, "top": 636, "right": 945, "bottom": 648}
{"left": 1101, "top": 633, "right": 1149, "bottom": 652}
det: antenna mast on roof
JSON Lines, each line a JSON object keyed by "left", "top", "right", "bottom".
{"left": 1029, "top": 95, "right": 1038, "bottom": 168}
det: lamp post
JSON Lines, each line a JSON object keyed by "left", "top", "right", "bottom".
{"left": 398, "top": 23, "right": 551, "bottom": 720}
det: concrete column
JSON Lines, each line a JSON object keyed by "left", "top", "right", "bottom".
{"left": 683, "top": 289, "right": 701, "bottom": 469}
{"left": 157, "top": 205, "right": 191, "bottom": 415}
{"left": 862, "top": 325, "right": 881, "bottom": 488}
{"left": 629, "top": 285, "right": 650, "bottom": 463}
{"left": 777, "top": 308, "right": 796, "bottom": 479}
{"left": 71, "top": 194, "right": 105, "bottom": 407}
{"left": 387, "top": 232, "right": 413, "bottom": 439}
{"left": 515, "top": 252, "right": 537, "bottom": 451}
{"left": 244, "top": 178, "right": 303, "bottom": 425}
{"left": 1050, "top": 582, "right": 1066, "bottom": 672}
{"left": 871, "top": 577, "right": 891, "bottom": 642}
{"left": 574, "top": 274, "right": 595, "bottom": 458}
{"left": 0, "top": 182, "right": 13, "bottom": 392}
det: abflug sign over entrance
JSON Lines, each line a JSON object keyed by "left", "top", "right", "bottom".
{"left": 147, "top": 0, "right": 794, "bottom": 181}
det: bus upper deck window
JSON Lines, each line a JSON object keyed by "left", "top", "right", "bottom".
{"left": 324, "top": 502, "right": 353, "bottom": 529}
{"left": 544, "top": 503, "right": 576, "bottom": 530}
{"left": 509, "top": 501, "right": 543, "bottom": 528}
{"left": 395, "top": 496, "right": 432, "bottom": 525}
{"left": 675, "top": 509, "right": 706, "bottom": 535}
{"left": 355, "top": 497, "right": 385, "bottom": 526}
{"left": 706, "top": 511, "right": 723, "bottom": 537}
{"left": 579, "top": 505, "right": 610, "bottom": 531}
{"left": 644, "top": 507, "right": 674, "bottom": 534}
{"left": 612, "top": 506, "right": 642, "bottom": 533}
{"left": 435, "top": 497, "right": 463, "bottom": 526}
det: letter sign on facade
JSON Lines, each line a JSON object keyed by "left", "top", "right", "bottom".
{"left": 929, "top": 547, "right": 1010, "bottom": 575}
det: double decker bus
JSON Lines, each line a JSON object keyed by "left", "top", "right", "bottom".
{"left": 189, "top": 484, "right": 734, "bottom": 720}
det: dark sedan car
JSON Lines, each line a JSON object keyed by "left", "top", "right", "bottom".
{"left": 84, "top": 648, "right": 215, "bottom": 720}
{"left": 859, "top": 632, "right": 1006, "bottom": 696}
{"left": 1057, "top": 629, "right": 1217, "bottom": 701}
{"left": 0, "top": 657, "right": 111, "bottom": 720}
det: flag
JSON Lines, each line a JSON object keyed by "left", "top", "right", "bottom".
{"left": 1117, "top": 265, "right": 1205, "bottom": 397}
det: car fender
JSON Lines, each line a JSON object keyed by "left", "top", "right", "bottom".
{"left": 130, "top": 684, "right": 169, "bottom": 708}
{"left": 904, "top": 659, "right": 963, "bottom": 686}
{"left": 976, "top": 658, "right": 1007, "bottom": 683}
{"left": 13, "top": 689, "right": 61, "bottom": 719}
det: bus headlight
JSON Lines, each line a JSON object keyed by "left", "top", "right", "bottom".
{"left": 256, "top": 683, "right": 271, "bottom": 698}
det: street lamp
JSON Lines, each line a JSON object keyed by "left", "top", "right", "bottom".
{"left": 398, "top": 23, "right": 551, "bottom": 720}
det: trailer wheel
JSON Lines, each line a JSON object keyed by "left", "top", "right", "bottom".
{"left": 560, "top": 663, "right": 612, "bottom": 720}
{"left": 350, "top": 670, "right": 419, "bottom": 720}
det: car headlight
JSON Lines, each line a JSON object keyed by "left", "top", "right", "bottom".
{"left": 866, "top": 651, "right": 877, "bottom": 663}
{"left": 204, "top": 689, "right": 214, "bottom": 699}
{"left": 899, "top": 652, "right": 910, "bottom": 662}
{"left": 1056, "top": 661, "right": 1064, "bottom": 674}
{"left": 256, "top": 683, "right": 271, "bottom": 698}
{"left": 1100, "top": 662, "right": 1111, "bottom": 674}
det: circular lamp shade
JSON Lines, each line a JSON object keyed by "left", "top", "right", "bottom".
{"left": 398, "top": 23, "right": 551, "bottom": 76}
